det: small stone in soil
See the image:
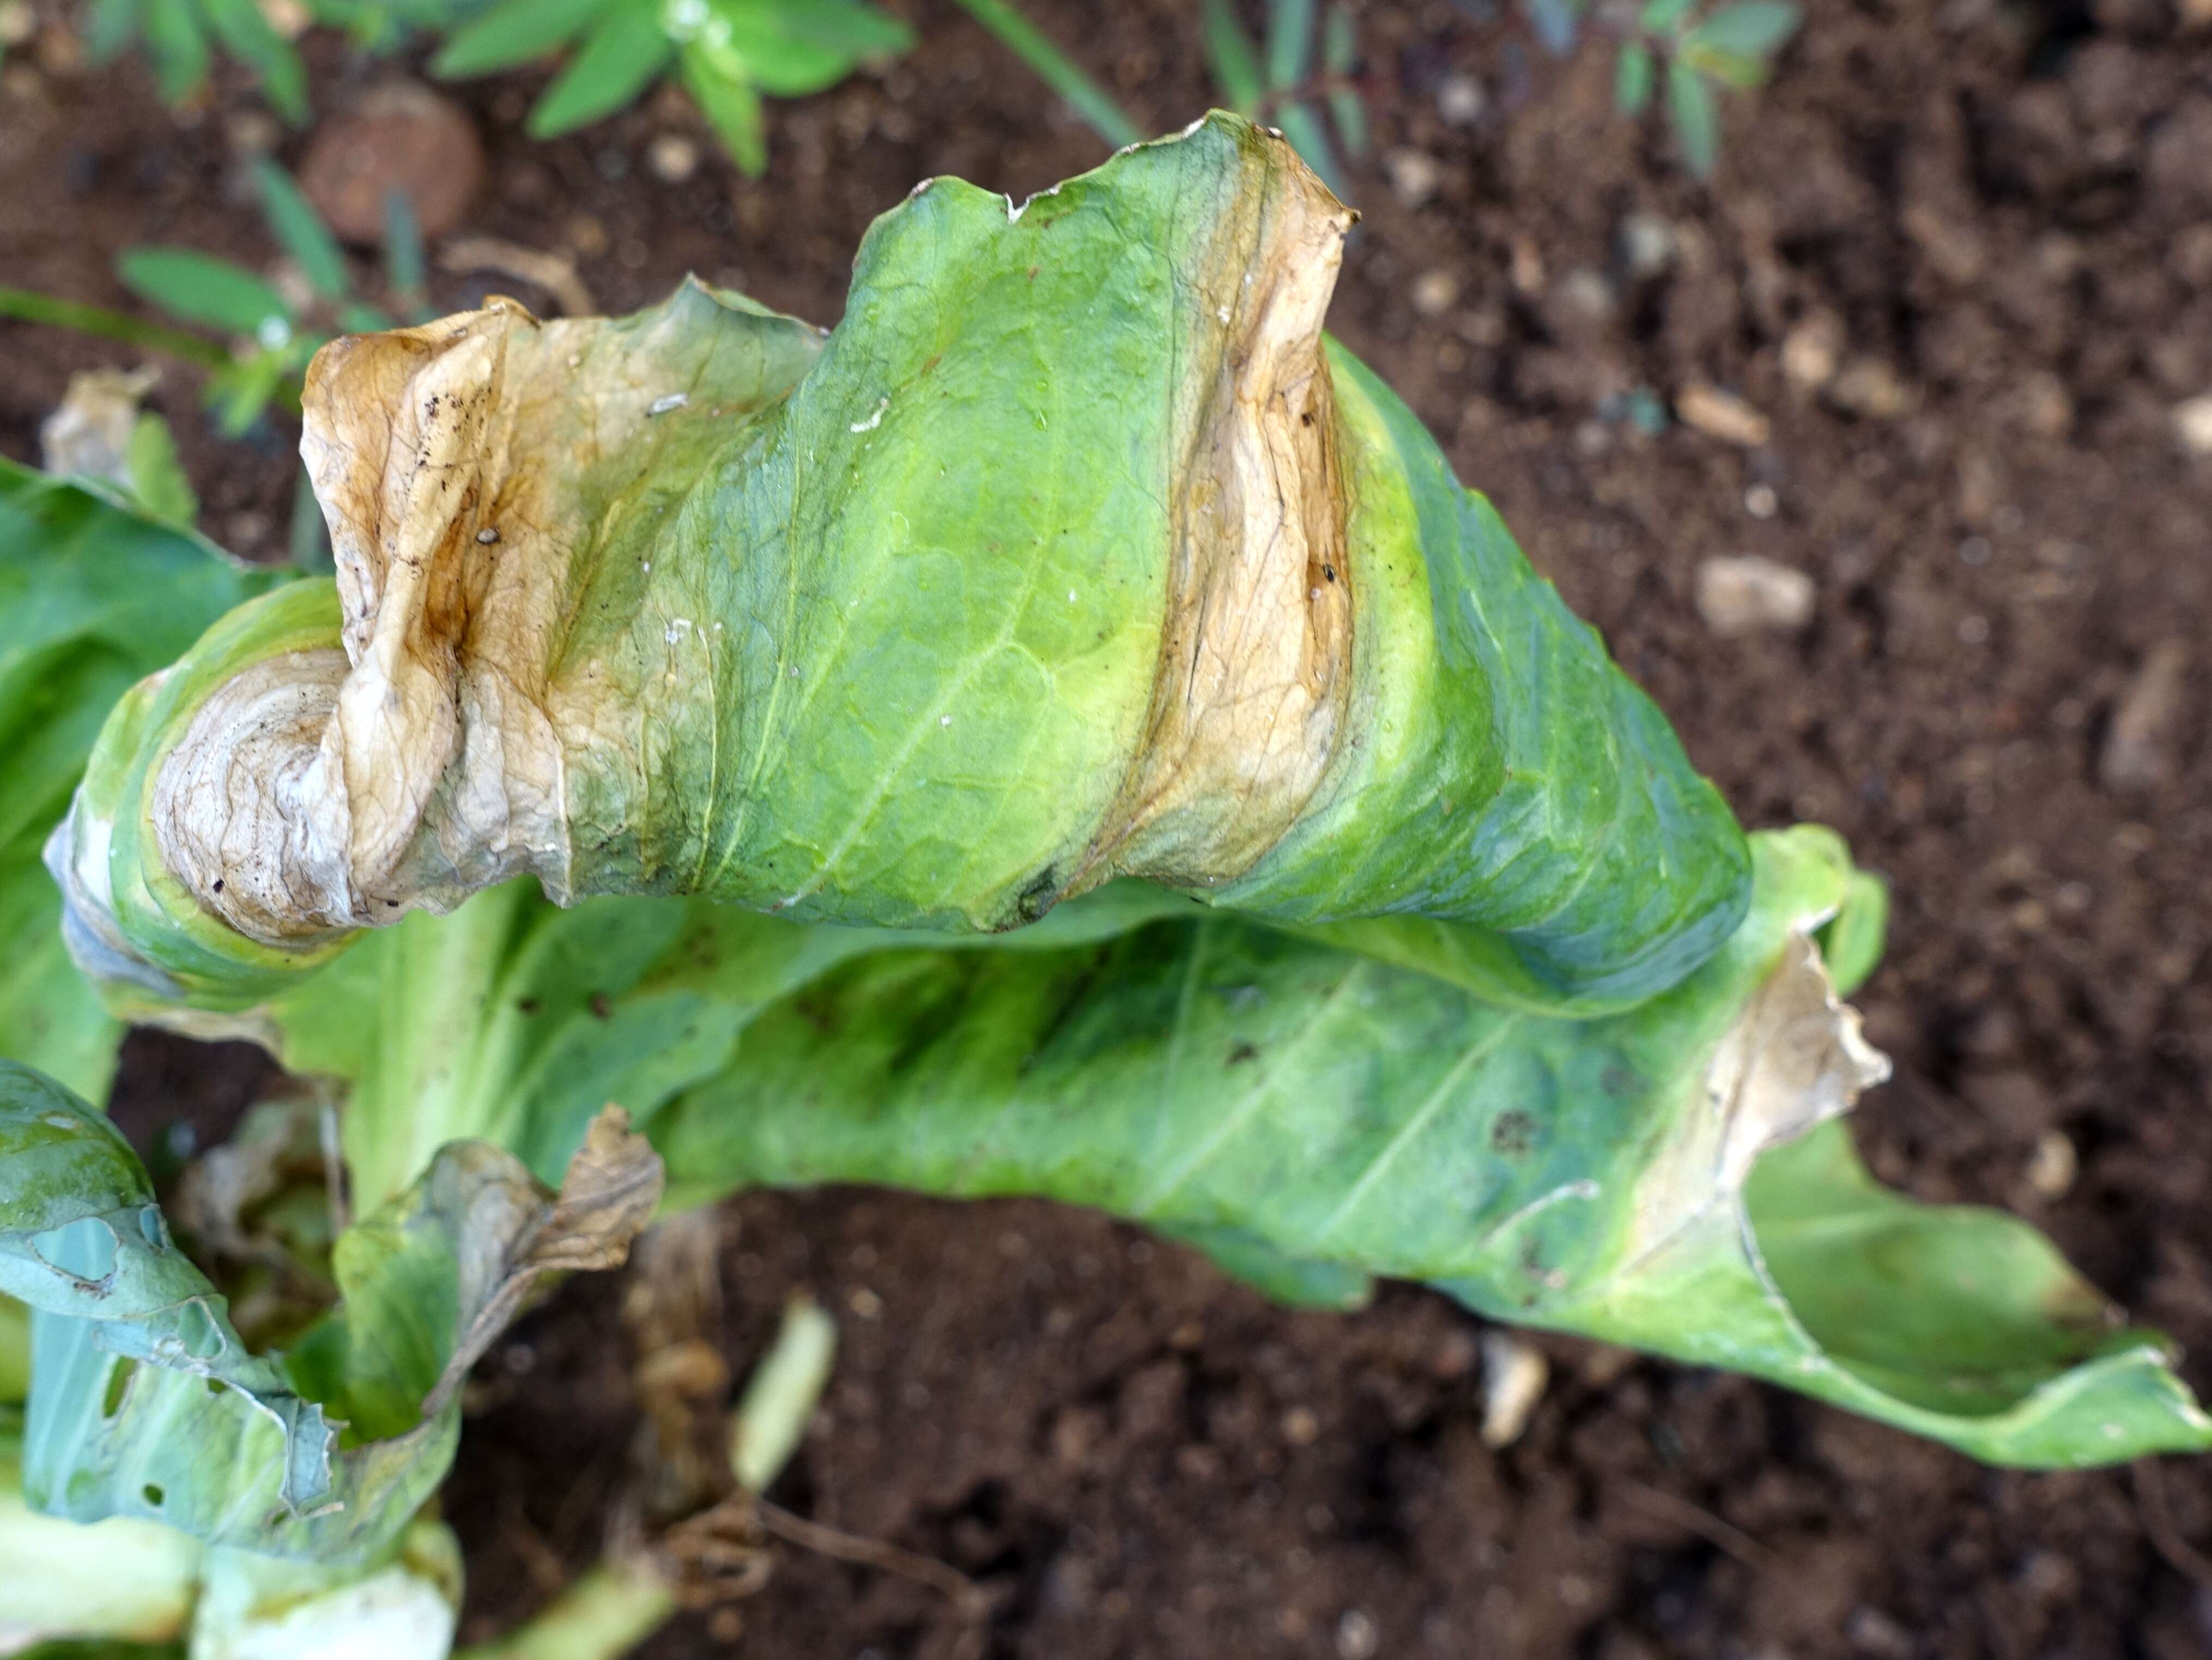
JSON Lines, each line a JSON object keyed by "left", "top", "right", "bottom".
{"left": 1615, "top": 211, "right": 1676, "bottom": 282}
{"left": 1676, "top": 383, "right": 1772, "bottom": 447}
{"left": 1828, "top": 358, "right": 1921, "bottom": 421}
{"left": 2025, "top": 1130, "right": 2078, "bottom": 1199}
{"left": 2173, "top": 391, "right": 2212, "bottom": 455}
{"left": 1696, "top": 555, "right": 1816, "bottom": 636}
{"left": 1479, "top": 1331, "right": 1548, "bottom": 1447}
{"left": 1411, "top": 269, "right": 1459, "bottom": 317}
{"left": 647, "top": 133, "right": 700, "bottom": 183}
{"left": 1781, "top": 310, "right": 1845, "bottom": 393}
{"left": 2100, "top": 638, "right": 2190, "bottom": 792}
{"left": 1384, "top": 149, "right": 1443, "bottom": 208}
{"left": 1437, "top": 74, "right": 1486, "bottom": 125}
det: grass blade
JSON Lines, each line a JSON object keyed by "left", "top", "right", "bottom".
{"left": 252, "top": 160, "right": 348, "bottom": 299}
{"left": 1615, "top": 40, "right": 1653, "bottom": 114}
{"left": 201, "top": 0, "right": 309, "bottom": 121}
{"left": 142, "top": 0, "right": 211, "bottom": 105}
{"left": 1666, "top": 55, "right": 1719, "bottom": 178}
{"left": 433, "top": 0, "right": 607, "bottom": 77}
{"left": 1684, "top": 0, "right": 1799, "bottom": 57}
{"left": 1328, "top": 85, "right": 1368, "bottom": 158}
{"left": 1266, "top": 0, "right": 1315, "bottom": 90}
{"left": 1201, "top": 0, "right": 1266, "bottom": 113}
{"left": 526, "top": 1, "right": 678, "bottom": 137}
{"left": 1322, "top": 4, "right": 1355, "bottom": 74}
{"left": 681, "top": 47, "right": 768, "bottom": 175}
{"left": 289, "top": 463, "right": 332, "bottom": 573}
{"left": 115, "top": 249, "right": 292, "bottom": 340}
{"left": 949, "top": 0, "right": 1143, "bottom": 149}
{"left": 1274, "top": 96, "right": 1344, "bottom": 197}
{"left": 383, "top": 190, "right": 429, "bottom": 320}
{"left": 0, "top": 287, "right": 232, "bottom": 369}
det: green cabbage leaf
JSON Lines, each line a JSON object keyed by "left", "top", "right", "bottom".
{"left": 106, "top": 827, "right": 2212, "bottom": 1470}
{"left": 0, "top": 462, "right": 288, "bottom": 1096}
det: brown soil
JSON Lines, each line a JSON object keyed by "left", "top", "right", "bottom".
{"left": 8, "top": 0, "right": 2212, "bottom": 1653}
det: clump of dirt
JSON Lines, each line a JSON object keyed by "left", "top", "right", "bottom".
{"left": 8, "top": 0, "right": 2211, "bottom": 1653}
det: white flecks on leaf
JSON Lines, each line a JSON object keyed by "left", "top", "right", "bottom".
{"left": 646, "top": 392, "right": 689, "bottom": 416}
{"left": 849, "top": 396, "right": 889, "bottom": 433}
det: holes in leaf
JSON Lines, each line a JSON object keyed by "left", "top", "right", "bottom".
{"left": 140, "top": 1205, "right": 167, "bottom": 1248}
{"left": 102, "top": 1358, "right": 139, "bottom": 1418}
{"left": 174, "top": 1299, "right": 226, "bottom": 1361}
{"left": 142, "top": 1483, "right": 164, "bottom": 1506}
{"left": 28, "top": 1216, "right": 118, "bottom": 1283}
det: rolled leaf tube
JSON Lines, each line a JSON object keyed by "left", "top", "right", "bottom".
{"left": 55, "top": 113, "right": 1747, "bottom": 1016}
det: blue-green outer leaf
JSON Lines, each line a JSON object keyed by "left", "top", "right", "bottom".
{"left": 5, "top": 1061, "right": 654, "bottom": 1564}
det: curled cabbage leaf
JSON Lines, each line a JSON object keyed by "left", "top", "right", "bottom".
{"left": 53, "top": 113, "right": 1746, "bottom": 1020}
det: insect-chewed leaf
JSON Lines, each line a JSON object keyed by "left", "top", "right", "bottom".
{"left": 3, "top": 1060, "right": 659, "bottom": 1562}
{"left": 2, "top": 1060, "right": 352, "bottom": 1548}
